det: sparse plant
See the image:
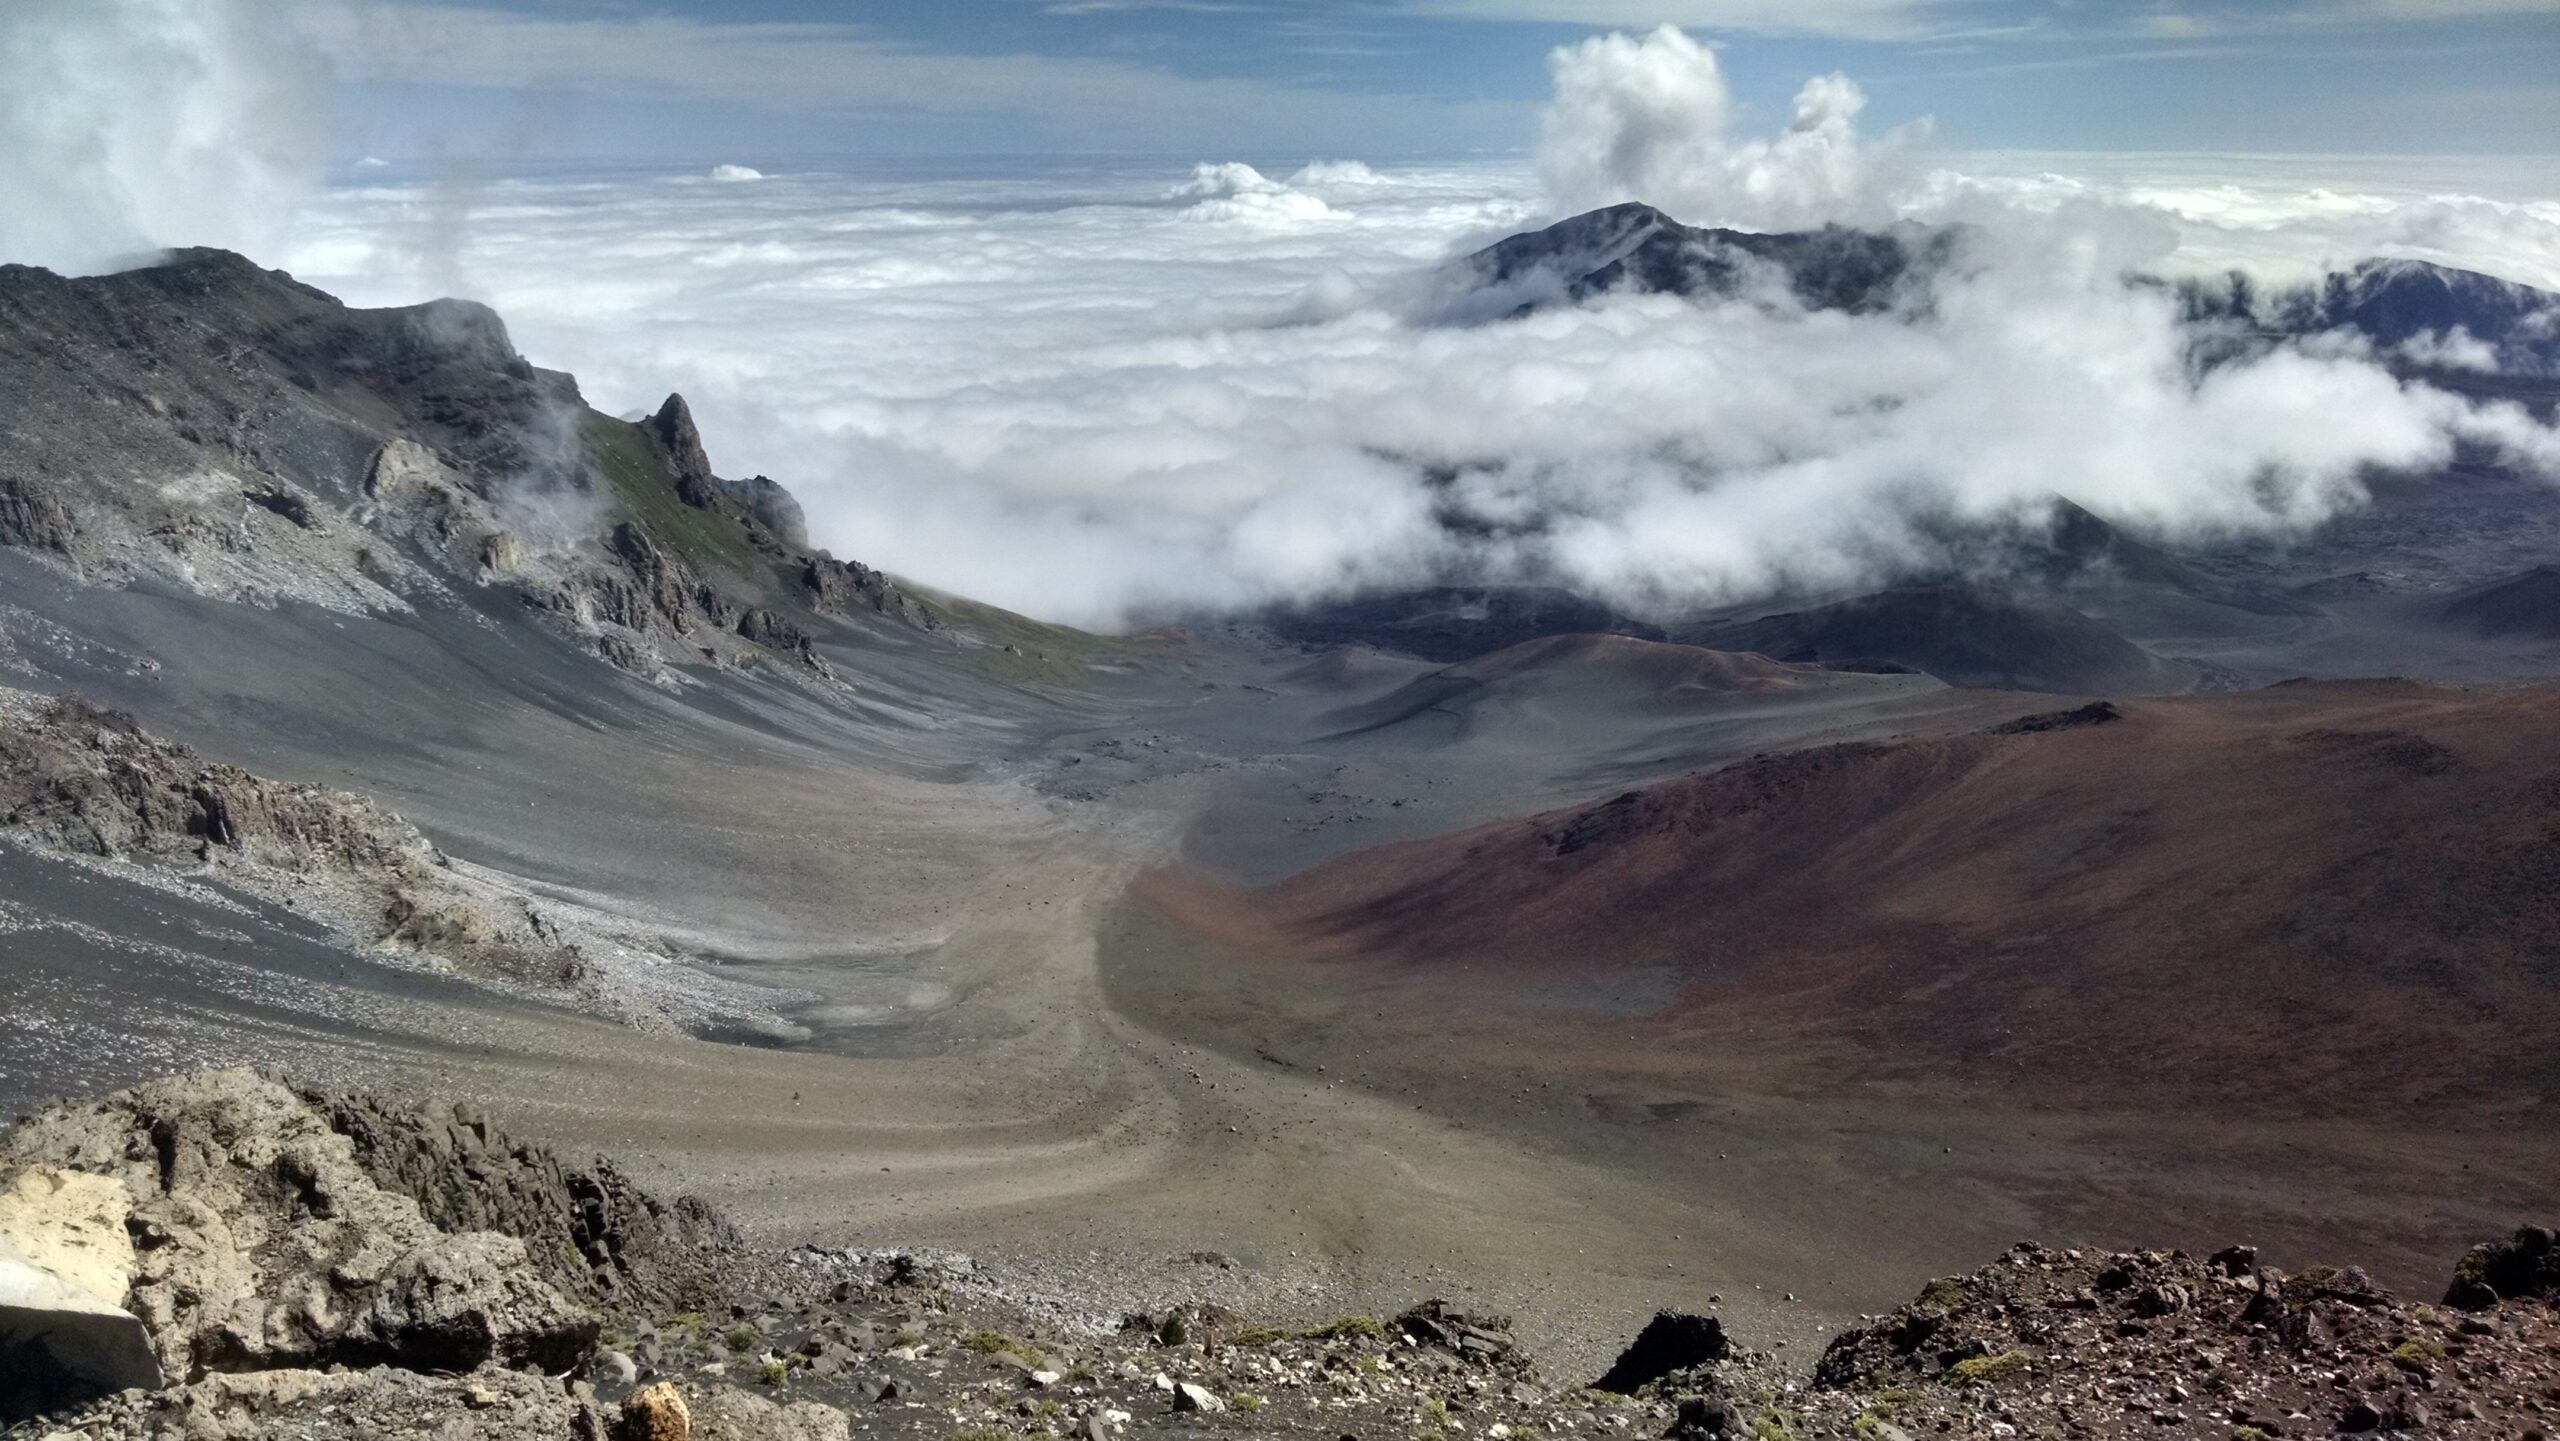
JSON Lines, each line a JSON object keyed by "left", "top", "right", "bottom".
{"left": 1304, "top": 1314, "right": 1389, "bottom": 1342}
{"left": 959, "top": 1330, "right": 1045, "bottom": 1366}
{"left": 2390, "top": 1337, "right": 2444, "bottom": 1374}
{"left": 1948, "top": 1349, "right": 2030, "bottom": 1384}
{"left": 758, "top": 1358, "right": 788, "bottom": 1387}
{"left": 1231, "top": 1392, "right": 1265, "bottom": 1412}
{"left": 723, "top": 1324, "right": 761, "bottom": 1353}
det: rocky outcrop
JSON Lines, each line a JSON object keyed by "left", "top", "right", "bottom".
{"left": 1594, "top": 1311, "right": 1727, "bottom": 1393}
{"left": 306, "top": 1085, "right": 734, "bottom": 1312}
{"left": 0, "top": 475, "right": 76, "bottom": 553}
{"left": 2447, "top": 1226, "right": 2560, "bottom": 1309}
{"left": 0, "top": 688, "right": 582, "bottom": 986}
{"left": 803, "top": 554, "right": 931, "bottom": 629}
{"left": 0, "top": 1072, "right": 600, "bottom": 1390}
{"left": 647, "top": 395, "right": 723, "bottom": 511}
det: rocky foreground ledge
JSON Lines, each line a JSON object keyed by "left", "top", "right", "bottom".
{"left": 1, "top": 1072, "right": 2554, "bottom": 1440}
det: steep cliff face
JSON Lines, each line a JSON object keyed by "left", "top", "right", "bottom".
{"left": 0, "top": 250, "right": 928, "bottom": 683}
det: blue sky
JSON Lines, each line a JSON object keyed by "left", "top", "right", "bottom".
{"left": 312, "top": 0, "right": 2560, "bottom": 164}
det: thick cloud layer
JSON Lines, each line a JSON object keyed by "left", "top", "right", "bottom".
{"left": 276, "top": 137, "right": 2560, "bottom": 627}
{"left": 0, "top": 0, "right": 327, "bottom": 275}
{"left": 8, "top": 10, "right": 2558, "bottom": 629}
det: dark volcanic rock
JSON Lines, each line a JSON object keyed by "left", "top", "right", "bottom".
{"left": 646, "top": 393, "right": 722, "bottom": 509}
{"left": 1681, "top": 581, "right": 2183, "bottom": 695}
{"left": 1594, "top": 1311, "right": 1729, "bottom": 1393}
{"left": 1263, "top": 584, "right": 1663, "bottom": 663}
{"left": 2447, "top": 1225, "right": 2560, "bottom": 1309}
{"left": 2437, "top": 564, "right": 2560, "bottom": 639}
{"left": 1988, "top": 700, "right": 2123, "bottom": 734}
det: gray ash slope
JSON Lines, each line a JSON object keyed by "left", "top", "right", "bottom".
{"left": 0, "top": 247, "right": 1188, "bottom": 1088}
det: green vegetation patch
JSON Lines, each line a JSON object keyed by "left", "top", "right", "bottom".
{"left": 581, "top": 411, "right": 760, "bottom": 583}
{"left": 1947, "top": 1349, "right": 2032, "bottom": 1384}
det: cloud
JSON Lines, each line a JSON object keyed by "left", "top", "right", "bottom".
{"left": 0, "top": 0, "right": 330, "bottom": 274}
{"left": 1171, "top": 162, "right": 1343, "bottom": 224}
{"left": 1536, "top": 27, "right": 1921, "bottom": 230}
{"left": 709, "top": 164, "right": 766, "bottom": 184}
{"left": 291, "top": 1, "right": 1517, "bottom": 157}
{"left": 279, "top": 133, "right": 2560, "bottom": 631}
{"left": 1403, "top": 0, "right": 1992, "bottom": 42}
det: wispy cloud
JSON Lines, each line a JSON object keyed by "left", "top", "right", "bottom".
{"left": 291, "top": 1, "right": 1508, "bottom": 150}
{"left": 1399, "top": 0, "right": 1998, "bottom": 43}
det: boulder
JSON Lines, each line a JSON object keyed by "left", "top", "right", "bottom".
{"left": 2447, "top": 1226, "right": 2560, "bottom": 1310}
{"left": 617, "top": 1381, "right": 691, "bottom": 1441}
{"left": 1594, "top": 1311, "right": 1730, "bottom": 1394}
{"left": 0, "top": 1070, "right": 599, "bottom": 1384}
{"left": 0, "top": 1167, "right": 163, "bottom": 1422}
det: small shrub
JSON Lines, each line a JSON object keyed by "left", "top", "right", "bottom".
{"left": 1948, "top": 1350, "right": 2030, "bottom": 1384}
{"left": 2391, "top": 1338, "right": 2444, "bottom": 1374}
{"left": 758, "top": 1358, "right": 789, "bottom": 1387}
{"left": 1232, "top": 1393, "right": 1265, "bottom": 1413}
{"left": 1916, "top": 1277, "right": 1965, "bottom": 1310}
{"left": 1304, "top": 1315, "right": 1389, "bottom": 1342}
{"left": 960, "top": 1330, "right": 1044, "bottom": 1366}
{"left": 723, "top": 1324, "right": 761, "bottom": 1353}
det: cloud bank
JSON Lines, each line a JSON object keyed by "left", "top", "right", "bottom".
{"left": 0, "top": 0, "right": 328, "bottom": 275}
{"left": 10, "top": 12, "right": 2559, "bottom": 631}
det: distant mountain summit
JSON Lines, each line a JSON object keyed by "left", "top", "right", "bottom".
{"left": 2182, "top": 256, "right": 2560, "bottom": 372}
{"left": 1453, "top": 202, "right": 1953, "bottom": 317}
{"left": 1459, "top": 204, "right": 2560, "bottom": 371}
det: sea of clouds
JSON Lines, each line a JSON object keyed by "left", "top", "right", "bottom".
{"left": 6, "top": 9, "right": 2559, "bottom": 627}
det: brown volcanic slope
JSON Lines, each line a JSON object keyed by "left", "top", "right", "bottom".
{"left": 1154, "top": 679, "right": 2560, "bottom": 1118}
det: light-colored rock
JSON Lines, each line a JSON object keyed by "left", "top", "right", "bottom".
{"left": 0, "top": 1070, "right": 597, "bottom": 1383}
{"left": 1173, "top": 1382, "right": 1226, "bottom": 1414}
{"left": 0, "top": 1165, "right": 162, "bottom": 1418}
{"left": 616, "top": 1380, "right": 691, "bottom": 1441}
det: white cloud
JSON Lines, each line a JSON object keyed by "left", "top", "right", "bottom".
{"left": 278, "top": 134, "right": 2560, "bottom": 629}
{"left": 0, "top": 0, "right": 329, "bottom": 274}
{"left": 1171, "top": 163, "right": 1343, "bottom": 224}
{"left": 1537, "top": 27, "right": 1921, "bottom": 230}
{"left": 709, "top": 164, "right": 765, "bottom": 184}
{"left": 1404, "top": 0, "right": 1990, "bottom": 42}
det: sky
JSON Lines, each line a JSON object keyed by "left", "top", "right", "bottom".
{"left": 303, "top": 0, "right": 2560, "bottom": 163}
{"left": 0, "top": 0, "right": 2557, "bottom": 627}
